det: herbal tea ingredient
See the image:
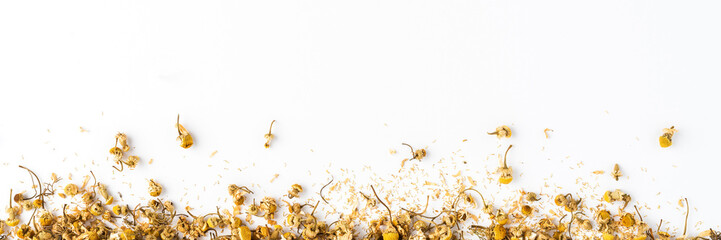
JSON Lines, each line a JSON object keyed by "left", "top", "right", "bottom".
{"left": 0, "top": 162, "right": 713, "bottom": 240}
{"left": 109, "top": 133, "right": 140, "bottom": 172}
{"left": 264, "top": 120, "right": 276, "bottom": 149}
{"left": 176, "top": 114, "right": 194, "bottom": 149}
{"left": 497, "top": 145, "right": 513, "bottom": 184}
{"left": 659, "top": 126, "right": 677, "bottom": 148}
{"left": 0, "top": 122, "right": 712, "bottom": 240}
{"left": 488, "top": 125, "right": 512, "bottom": 139}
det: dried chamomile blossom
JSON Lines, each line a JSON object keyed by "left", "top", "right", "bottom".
{"left": 659, "top": 126, "right": 677, "bottom": 148}
{"left": 228, "top": 184, "right": 253, "bottom": 206}
{"left": 498, "top": 145, "right": 513, "bottom": 184}
{"left": 525, "top": 192, "right": 540, "bottom": 202}
{"left": 264, "top": 120, "right": 276, "bottom": 149}
{"left": 163, "top": 200, "right": 175, "bottom": 213}
{"left": 64, "top": 183, "right": 79, "bottom": 196}
{"left": 402, "top": 143, "right": 426, "bottom": 161}
{"left": 112, "top": 205, "right": 129, "bottom": 215}
{"left": 521, "top": 205, "right": 533, "bottom": 216}
{"left": 260, "top": 197, "right": 277, "bottom": 221}
{"left": 97, "top": 183, "right": 114, "bottom": 205}
{"left": 287, "top": 184, "right": 302, "bottom": 199}
{"left": 115, "top": 133, "right": 130, "bottom": 152}
{"left": 148, "top": 179, "right": 163, "bottom": 197}
{"left": 488, "top": 125, "right": 512, "bottom": 139}
{"left": 125, "top": 156, "right": 139, "bottom": 169}
{"left": 554, "top": 193, "right": 582, "bottom": 212}
{"left": 612, "top": 163, "right": 622, "bottom": 181}
{"left": 603, "top": 189, "right": 631, "bottom": 209}
{"left": 620, "top": 212, "right": 636, "bottom": 227}
{"left": 176, "top": 114, "right": 194, "bottom": 149}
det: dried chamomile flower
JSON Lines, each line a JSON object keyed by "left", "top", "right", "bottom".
{"left": 109, "top": 144, "right": 123, "bottom": 161}
{"left": 525, "top": 192, "right": 540, "bottom": 202}
{"left": 554, "top": 193, "right": 582, "bottom": 212}
{"left": 228, "top": 184, "right": 253, "bottom": 205}
{"left": 176, "top": 114, "right": 193, "bottom": 149}
{"left": 97, "top": 183, "right": 114, "bottom": 205}
{"left": 260, "top": 197, "right": 278, "bottom": 221}
{"left": 612, "top": 163, "right": 622, "bottom": 181}
{"left": 493, "top": 224, "right": 507, "bottom": 240}
{"left": 64, "top": 183, "right": 79, "bottom": 196}
{"left": 112, "top": 205, "right": 129, "bottom": 215}
{"left": 287, "top": 184, "right": 302, "bottom": 199}
{"left": 89, "top": 202, "right": 103, "bottom": 216}
{"left": 163, "top": 200, "right": 175, "bottom": 213}
{"left": 620, "top": 212, "right": 636, "bottom": 227}
{"left": 115, "top": 133, "right": 130, "bottom": 152}
{"left": 488, "top": 125, "right": 512, "bottom": 139}
{"left": 603, "top": 189, "right": 631, "bottom": 209}
{"left": 498, "top": 145, "right": 513, "bottom": 184}
{"left": 521, "top": 205, "right": 533, "bottom": 216}
{"left": 659, "top": 126, "right": 676, "bottom": 148}
{"left": 264, "top": 120, "right": 276, "bottom": 149}
{"left": 402, "top": 143, "right": 426, "bottom": 161}
{"left": 596, "top": 210, "right": 612, "bottom": 225}
{"left": 125, "top": 156, "right": 139, "bottom": 169}
{"left": 37, "top": 210, "right": 54, "bottom": 226}
{"left": 148, "top": 179, "right": 163, "bottom": 197}
{"left": 580, "top": 219, "right": 593, "bottom": 230}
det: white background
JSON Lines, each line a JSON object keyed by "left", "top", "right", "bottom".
{"left": 1, "top": 0, "right": 720, "bottom": 235}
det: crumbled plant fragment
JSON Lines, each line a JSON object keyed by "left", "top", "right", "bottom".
{"left": 488, "top": 125, "right": 512, "bottom": 139}
{"left": 659, "top": 126, "right": 676, "bottom": 148}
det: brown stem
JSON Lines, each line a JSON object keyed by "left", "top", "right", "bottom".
{"left": 320, "top": 177, "right": 334, "bottom": 204}
{"left": 268, "top": 120, "right": 276, "bottom": 135}
{"left": 177, "top": 114, "right": 182, "bottom": 136}
{"left": 402, "top": 143, "right": 415, "bottom": 159}
{"left": 370, "top": 185, "right": 398, "bottom": 234}
{"left": 683, "top": 198, "right": 689, "bottom": 236}
{"left": 634, "top": 205, "right": 644, "bottom": 222}
{"left": 503, "top": 145, "right": 513, "bottom": 168}
{"left": 401, "top": 195, "right": 429, "bottom": 216}
{"left": 311, "top": 201, "right": 320, "bottom": 216}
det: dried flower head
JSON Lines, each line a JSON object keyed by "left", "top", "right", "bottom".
{"left": 603, "top": 189, "right": 631, "bottom": 209}
{"left": 488, "top": 125, "right": 512, "bottom": 139}
{"left": 125, "top": 156, "right": 139, "bottom": 169}
{"left": 612, "top": 164, "right": 622, "bottom": 181}
{"left": 264, "top": 120, "right": 276, "bottom": 149}
{"left": 498, "top": 145, "right": 513, "bottom": 184}
{"left": 525, "top": 192, "right": 540, "bottom": 202}
{"left": 287, "top": 184, "right": 302, "bottom": 199}
{"left": 659, "top": 126, "right": 676, "bottom": 148}
{"left": 402, "top": 143, "right": 426, "bottom": 162}
{"left": 115, "top": 133, "right": 130, "bottom": 152}
{"left": 176, "top": 114, "right": 193, "bottom": 149}
{"left": 63, "top": 183, "right": 79, "bottom": 196}
{"left": 148, "top": 179, "right": 163, "bottom": 197}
